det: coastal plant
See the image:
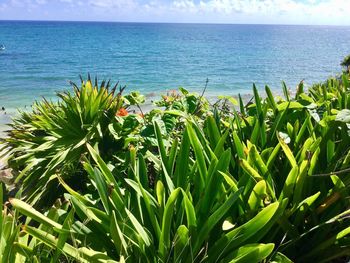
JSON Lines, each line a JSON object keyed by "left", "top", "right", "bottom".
{"left": 221, "top": 75, "right": 350, "bottom": 261}
{"left": 0, "top": 77, "right": 145, "bottom": 206}
{"left": 154, "top": 87, "right": 210, "bottom": 116}
{"left": 1, "top": 182, "right": 104, "bottom": 263}
{"left": 8, "top": 110, "right": 350, "bottom": 262}
{"left": 2, "top": 69, "right": 350, "bottom": 262}
{"left": 0, "top": 183, "right": 21, "bottom": 263}
{"left": 341, "top": 54, "right": 350, "bottom": 72}
{"left": 8, "top": 123, "right": 280, "bottom": 262}
{"left": 140, "top": 88, "right": 211, "bottom": 147}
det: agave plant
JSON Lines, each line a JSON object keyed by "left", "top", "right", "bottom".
{"left": 0, "top": 76, "right": 146, "bottom": 207}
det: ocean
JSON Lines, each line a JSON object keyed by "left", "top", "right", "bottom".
{"left": 0, "top": 21, "right": 350, "bottom": 124}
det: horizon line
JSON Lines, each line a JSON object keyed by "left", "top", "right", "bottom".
{"left": 1, "top": 19, "right": 349, "bottom": 27}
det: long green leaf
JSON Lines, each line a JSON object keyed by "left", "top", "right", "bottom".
{"left": 227, "top": 243, "right": 275, "bottom": 263}
{"left": 10, "top": 199, "right": 62, "bottom": 230}
{"left": 194, "top": 188, "right": 243, "bottom": 254}
{"left": 208, "top": 202, "right": 279, "bottom": 260}
{"left": 159, "top": 188, "right": 181, "bottom": 259}
{"left": 187, "top": 123, "right": 206, "bottom": 189}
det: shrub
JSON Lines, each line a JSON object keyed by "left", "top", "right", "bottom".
{"left": 0, "top": 77, "right": 144, "bottom": 206}
{"left": 2, "top": 72, "right": 350, "bottom": 262}
{"left": 341, "top": 54, "right": 350, "bottom": 72}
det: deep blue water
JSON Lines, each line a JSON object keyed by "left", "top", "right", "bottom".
{"left": 1, "top": 21, "right": 350, "bottom": 113}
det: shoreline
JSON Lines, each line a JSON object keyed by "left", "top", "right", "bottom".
{"left": 0, "top": 90, "right": 257, "bottom": 135}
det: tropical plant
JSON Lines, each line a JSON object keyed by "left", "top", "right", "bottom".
{"left": 0, "top": 77, "right": 146, "bottom": 207}
{"left": 8, "top": 123, "right": 280, "bottom": 262}
{"left": 0, "top": 183, "right": 21, "bottom": 262}
{"left": 2, "top": 71, "right": 350, "bottom": 262}
{"left": 341, "top": 54, "right": 350, "bottom": 72}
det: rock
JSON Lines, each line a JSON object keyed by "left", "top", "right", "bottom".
{"left": 0, "top": 168, "right": 15, "bottom": 185}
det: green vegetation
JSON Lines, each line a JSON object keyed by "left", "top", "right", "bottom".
{"left": 2, "top": 67, "right": 350, "bottom": 262}
{"left": 341, "top": 54, "right": 350, "bottom": 72}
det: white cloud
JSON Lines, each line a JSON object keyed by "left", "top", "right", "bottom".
{"left": 87, "top": 0, "right": 138, "bottom": 9}
{"left": 0, "top": 0, "right": 350, "bottom": 25}
{"left": 167, "top": 0, "right": 350, "bottom": 24}
{"left": 168, "top": 0, "right": 348, "bottom": 19}
{"left": 35, "top": 0, "right": 47, "bottom": 4}
{"left": 0, "top": 3, "right": 8, "bottom": 11}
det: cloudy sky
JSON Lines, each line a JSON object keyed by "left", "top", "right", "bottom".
{"left": 0, "top": 0, "right": 349, "bottom": 25}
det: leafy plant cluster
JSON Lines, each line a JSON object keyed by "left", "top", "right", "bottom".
{"left": 2, "top": 71, "right": 350, "bottom": 262}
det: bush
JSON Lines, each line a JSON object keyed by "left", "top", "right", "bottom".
{"left": 2, "top": 72, "right": 350, "bottom": 262}
{"left": 0, "top": 77, "right": 144, "bottom": 206}
{"left": 341, "top": 54, "right": 350, "bottom": 72}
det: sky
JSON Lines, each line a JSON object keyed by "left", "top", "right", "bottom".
{"left": 0, "top": 0, "right": 349, "bottom": 25}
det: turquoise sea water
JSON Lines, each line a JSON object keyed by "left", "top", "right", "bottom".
{"left": 0, "top": 21, "right": 350, "bottom": 121}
